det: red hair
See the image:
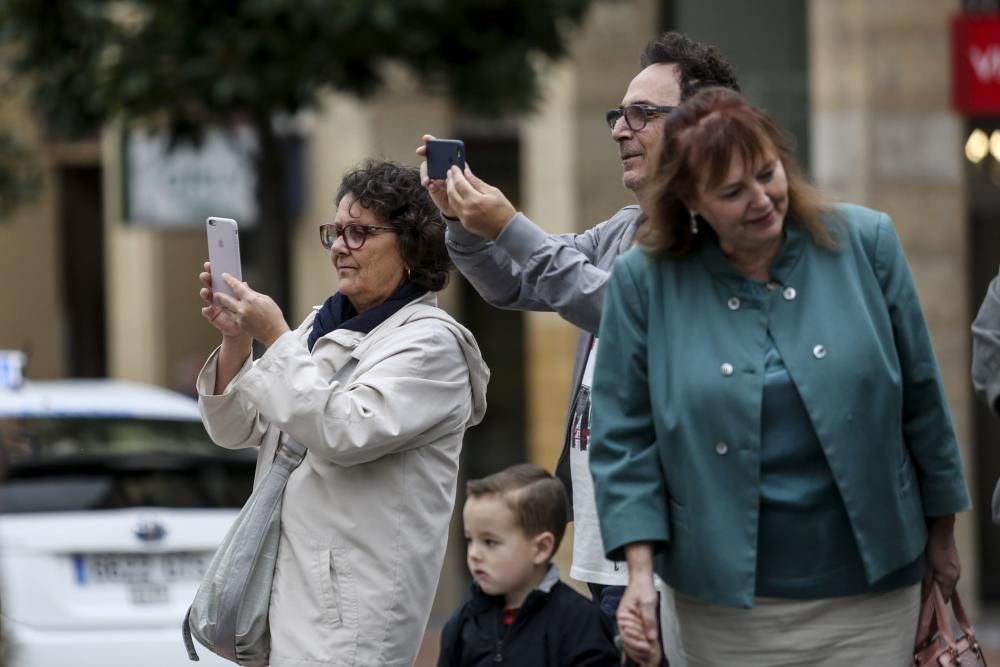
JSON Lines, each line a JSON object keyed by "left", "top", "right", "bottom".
{"left": 640, "top": 87, "right": 836, "bottom": 257}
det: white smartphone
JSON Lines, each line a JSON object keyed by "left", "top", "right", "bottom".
{"left": 206, "top": 217, "right": 243, "bottom": 299}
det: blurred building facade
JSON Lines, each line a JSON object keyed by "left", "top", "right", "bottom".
{"left": 2, "top": 0, "right": 995, "bottom": 622}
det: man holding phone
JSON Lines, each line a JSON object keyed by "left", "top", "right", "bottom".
{"left": 417, "top": 31, "right": 740, "bottom": 653}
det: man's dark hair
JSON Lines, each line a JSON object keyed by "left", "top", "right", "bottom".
{"left": 640, "top": 31, "right": 741, "bottom": 100}
{"left": 336, "top": 160, "right": 451, "bottom": 291}
{"left": 467, "top": 463, "right": 568, "bottom": 556}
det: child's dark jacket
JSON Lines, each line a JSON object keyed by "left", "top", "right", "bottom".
{"left": 436, "top": 564, "right": 618, "bottom": 666}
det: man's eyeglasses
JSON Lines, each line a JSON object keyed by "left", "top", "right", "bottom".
{"left": 319, "top": 223, "right": 398, "bottom": 250}
{"left": 605, "top": 104, "right": 676, "bottom": 131}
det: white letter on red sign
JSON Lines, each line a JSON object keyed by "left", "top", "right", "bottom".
{"left": 970, "top": 44, "right": 1000, "bottom": 83}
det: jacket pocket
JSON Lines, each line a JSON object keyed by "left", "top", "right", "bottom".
{"left": 314, "top": 549, "right": 343, "bottom": 628}
{"left": 897, "top": 449, "right": 917, "bottom": 493}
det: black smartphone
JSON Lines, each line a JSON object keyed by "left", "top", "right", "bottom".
{"left": 426, "top": 139, "right": 466, "bottom": 179}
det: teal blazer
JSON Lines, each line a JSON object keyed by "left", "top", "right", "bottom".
{"left": 590, "top": 204, "right": 970, "bottom": 608}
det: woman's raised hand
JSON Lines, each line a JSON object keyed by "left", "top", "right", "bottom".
{"left": 199, "top": 262, "right": 290, "bottom": 347}
{"left": 199, "top": 262, "right": 244, "bottom": 339}
{"left": 212, "top": 274, "right": 290, "bottom": 348}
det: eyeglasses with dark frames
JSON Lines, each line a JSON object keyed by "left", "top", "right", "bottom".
{"left": 605, "top": 104, "right": 676, "bottom": 131}
{"left": 319, "top": 223, "right": 398, "bottom": 251}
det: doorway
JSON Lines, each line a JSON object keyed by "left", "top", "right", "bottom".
{"left": 57, "top": 166, "right": 106, "bottom": 377}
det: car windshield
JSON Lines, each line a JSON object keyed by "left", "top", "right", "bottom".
{"left": 0, "top": 417, "right": 254, "bottom": 514}
{"left": 0, "top": 417, "right": 219, "bottom": 461}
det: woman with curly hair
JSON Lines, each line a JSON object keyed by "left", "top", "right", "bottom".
{"left": 196, "top": 160, "right": 490, "bottom": 666}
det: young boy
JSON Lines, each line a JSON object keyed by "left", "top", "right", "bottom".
{"left": 437, "top": 463, "right": 619, "bottom": 666}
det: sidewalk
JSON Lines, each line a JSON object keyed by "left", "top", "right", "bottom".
{"left": 415, "top": 623, "right": 442, "bottom": 667}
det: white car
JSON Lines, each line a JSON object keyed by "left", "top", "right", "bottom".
{"left": 0, "top": 375, "right": 254, "bottom": 667}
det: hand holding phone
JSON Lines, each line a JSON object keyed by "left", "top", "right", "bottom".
{"left": 206, "top": 217, "right": 243, "bottom": 299}
{"left": 425, "top": 139, "right": 466, "bottom": 180}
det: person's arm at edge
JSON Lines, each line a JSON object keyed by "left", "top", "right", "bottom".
{"left": 213, "top": 335, "right": 252, "bottom": 395}
{"left": 872, "top": 212, "right": 970, "bottom": 514}
{"left": 872, "top": 212, "right": 968, "bottom": 601}
{"left": 588, "top": 256, "right": 663, "bottom": 661}
{"left": 972, "top": 272, "right": 1000, "bottom": 414}
{"left": 589, "top": 251, "right": 669, "bottom": 554}
{"left": 196, "top": 344, "right": 269, "bottom": 450}
{"left": 618, "top": 543, "right": 660, "bottom": 665}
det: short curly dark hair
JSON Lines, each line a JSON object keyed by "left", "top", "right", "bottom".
{"left": 640, "top": 32, "right": 740, "bottom": 100}
{"left": 336, "top": 160, "right": 451, "bottom": 292}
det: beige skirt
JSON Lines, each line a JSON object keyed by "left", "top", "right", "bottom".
{"left": 660, "top": 584, "right": 921, "bottom": 667}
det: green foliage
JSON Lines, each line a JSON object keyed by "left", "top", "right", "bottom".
{"left": 0, "top": 0, "right": 598, "bottom": 138}
{"left": 0, "top": 132, "right": 40, "bottom": 220}
{"left": 0, "top": 0, "right": 601, "bottom": 304}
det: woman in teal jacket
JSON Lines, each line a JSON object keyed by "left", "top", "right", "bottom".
{"left": 589, "top": 88, "right": 970, "bottom": 667}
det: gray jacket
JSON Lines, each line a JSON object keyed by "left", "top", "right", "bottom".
{"left": 971, "top": 272, "right": 1000, "bottom": 524}
{"left": 973, "top": 273, "right": 1000, "bottom": 412}
{"left": 198, "top": 293, "right": 489, "bottom": 666}
{"left": 445, "top": 206, "right": 642, "bottom": 504}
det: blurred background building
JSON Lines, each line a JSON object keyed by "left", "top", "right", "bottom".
{"left": 2, "top": 0, "right": 999, "bottom": 651}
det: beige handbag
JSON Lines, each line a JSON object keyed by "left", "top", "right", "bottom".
{"left": 913, "top": 583, "right": 988, "bottom": 667}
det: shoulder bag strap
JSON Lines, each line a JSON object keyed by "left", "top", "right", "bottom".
{"left": 915, "top": 583, "right": 960, "bottom": 653}
{"left": 203, "top": 356, "right": 359, "bottom": 661}
{"left": 949, "top": 588, "right": 976, "bottom": 640}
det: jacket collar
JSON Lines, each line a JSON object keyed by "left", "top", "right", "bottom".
{"left": 698, "top": 220, "right": 807, "bottom": 287}
{"left": 307, "top": 281, "right": 429, "bottom": 351}
{"left": 467, "top": 563, "right": 561, "bottom": 610}
{"left": 537, "top": 562, "right": 561, "bottom": 593}
{"left": 618, "top": 207, "right": 643, "bottom": 254}
{"left": 303, "top": 292, "right": 438, "bottom": 351}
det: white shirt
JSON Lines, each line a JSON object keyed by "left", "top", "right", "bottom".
{"left": 569, "top": 339, "right": 628, "bottom": 585}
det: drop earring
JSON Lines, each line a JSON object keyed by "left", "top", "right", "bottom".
{"left": 689, "top": 211, "right": 699, "bottom": 235}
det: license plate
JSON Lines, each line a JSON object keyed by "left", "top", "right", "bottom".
{"left": 72, "top": 552, "right": 210, "bottom": 585}
{"left": 130, "top": 583, "right": 169, "bottom": 605}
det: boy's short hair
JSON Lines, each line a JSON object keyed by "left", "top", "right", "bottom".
{"left": 466, "top": 463, "right": 568, "bottom": 555}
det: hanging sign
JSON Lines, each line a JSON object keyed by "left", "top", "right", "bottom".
{"left": 123, "top": 127, "right": 258, "bottom": 229}
{"left": 953, "top": 14, "right": 1000, "bottom": 114}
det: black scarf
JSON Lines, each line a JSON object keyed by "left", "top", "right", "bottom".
{"left": 307, "top": 281, "right": 428, "bottom": 351}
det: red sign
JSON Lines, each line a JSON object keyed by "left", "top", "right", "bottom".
{"left": 953, "top": 14, "right": 1000, "bottom": 114}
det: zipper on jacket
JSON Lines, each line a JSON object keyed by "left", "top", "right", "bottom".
{"left": 493, "top": 601, "right": 507, "bottom": 663}
{"left": 491, "top": 589, "right": 545, "bottom": 664}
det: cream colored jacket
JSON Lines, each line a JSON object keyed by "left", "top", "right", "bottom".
{"left": 197, "top": 293, "right": 489, "bottom": 666}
